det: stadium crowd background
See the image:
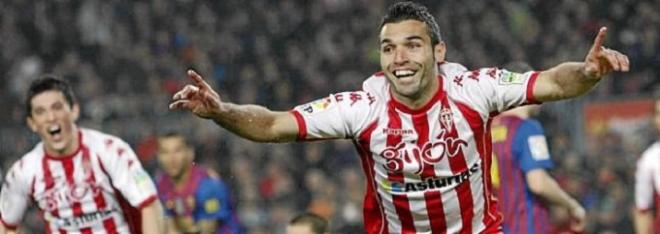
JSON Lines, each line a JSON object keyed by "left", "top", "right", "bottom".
{"left": 0, "top": 0, "right": 658, "bottom": 233}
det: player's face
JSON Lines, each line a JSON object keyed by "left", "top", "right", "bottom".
{"left": 286, "top": 224, "right": 315, "bottom": 234}
{"left": 157, "top": 136, "right": 194, "bottom": 179}
{"left": 27, "top": 90, "right": 80, "bottom": 156}
{"left": 380, "top": 20, "right": 440, "bottom": 102}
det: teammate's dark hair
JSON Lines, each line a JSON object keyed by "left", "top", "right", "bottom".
{"left": 25, "top": 75, "right": 77, "bottom": 117}
{"left": 289, "top": 212, "right": 328, "bottom": 234}
{"left": 380, "top": 1, "right": 442, "bottom": 46}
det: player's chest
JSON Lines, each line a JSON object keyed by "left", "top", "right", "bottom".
{"left": 31, "top": 158, "right": 111, "bottom": 212}
{"left": 365, "top": 104, "right": 480, "bottom": 174}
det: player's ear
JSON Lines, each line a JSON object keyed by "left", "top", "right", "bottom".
{"left": 434, "top": 41, "right": 446, "bottom": 63}
{"left": 26, "top": 116, "right": 38, "bottom": 132}
{"left": 72, "top": 104, "right": 80, "bottom": 122}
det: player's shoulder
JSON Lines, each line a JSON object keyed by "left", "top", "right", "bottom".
{"left": 81, "top": 127, "right": 130, "bottom": 148}
{"left": 639, "top": 142, "right": 660, "bottom": 165}
{"left": 362, "top": 72, "right": 388, "bottom": 98}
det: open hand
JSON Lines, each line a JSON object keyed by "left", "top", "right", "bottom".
{"left": 583, "top": 27, "right": 630, "bottom": 79}
{"left": 169, "top": 70, "right": 223, "bottom": 119}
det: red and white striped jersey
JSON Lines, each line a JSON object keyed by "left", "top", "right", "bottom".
{"left": 635, "top": 142, "right": 660, "bottom": 230}
{"left": 292, "top": 63, "right": 540, "bottom": 233}
{"left": 0, "top": 128, "right": 158, "bottom": 233}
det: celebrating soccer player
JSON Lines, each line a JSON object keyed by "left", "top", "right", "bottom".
{"left": 0, "top": 76, "right": 164, "bottom": 233}
{"left": 170, "top": 2, "right": 629, "bottom": 233}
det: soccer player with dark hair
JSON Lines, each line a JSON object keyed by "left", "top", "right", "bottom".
{"left": 156, "top": 132, "right": 243, "bottom": 234}
{"left": 0, "top": 76, "right": 164, "bottom": 233}
{"left": 634, "top": 91, "right": 660, "bottom": 234}
{"left": 170, "top": 1, "right": 628, "bottom": 233}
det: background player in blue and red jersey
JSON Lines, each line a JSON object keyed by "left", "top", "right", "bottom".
{"left": 490, "top": 63, "right": 587, "bottom": 234}
{"left": 156, "top": 132, "right": 243, "bottom": 234}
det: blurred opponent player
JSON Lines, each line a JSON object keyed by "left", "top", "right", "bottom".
{"left": 490, "top": 62, "right": 585, "bottom": 234}
{"left": 169, "top": 2, "right": 628, "bottom": 233}
{"left": 156, "top": 132, "right": 243, "bottom": 234}
{"left": 634, "top": 93, "right": 660, "bottom": 234}
{"left": 0, "top": 76, "right": 164, "bottom": 233}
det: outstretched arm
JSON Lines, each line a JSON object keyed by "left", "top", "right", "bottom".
{"left": 533, "top": 27, "right": 630, "bottom": 102}
{"left": 526, "top": 169, "right": 586, "bottom": 232}
{"left": 170, "top": 70, "right": 299, "bottom": 142}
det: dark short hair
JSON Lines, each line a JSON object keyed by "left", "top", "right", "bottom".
{"left": 25, "top": 75, "right": 77, "bottom": 117}
{"left": 158, "top": 132, "right": 193, "bottom": 148}
{"left": 289, "top": 212, "right": 328, "bottom": 234}
{"left": 379, "top": 1, "right": 442, "bottom": 46}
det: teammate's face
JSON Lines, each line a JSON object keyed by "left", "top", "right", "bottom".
{"left": 27, "top": 90, "right": 80, "bottom": 156}
{"left": 157, "top": 136, "right": 194, "bottom": 179}
{"left": 380, "top": 20, "right": 442, "bottom": 104}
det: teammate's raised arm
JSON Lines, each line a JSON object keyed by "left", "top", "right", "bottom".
{"left": 170, "top": 70, "right": 299, "bottom": 142}
{"left": 533, "top": 27, "right": 630, "bottom": 102}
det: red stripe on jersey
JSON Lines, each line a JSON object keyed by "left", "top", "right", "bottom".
{"left": 440, "top": 97, "right": 473, "bottom": 233}
{"left": 455, "top": 101, "right": 503, "bottom": 232}
{"left": 356, "top": 121, "right": 388, "bottom": 234}
{"left": 42, "top": 158, "right": 67, "bottom": 234}
{"left": 82, "top": 148, "right": 118, "bottom": 233}
{"left": 386, "top": 102, "right": 416, "bottom": 233}
{"left": 412, "top": 111, "right": 447, "bottom": 232}
{"left": 525, "top": 72, "right": 540, "bottom": 104}
{"left": 290, "top": 110, "right": 307, "bottom": 140}
{"left": 62, "top": 157, "right": 92, "bottom": 234}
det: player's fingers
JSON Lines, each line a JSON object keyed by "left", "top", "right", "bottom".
{"left": 169, "top": 100, "right": 191, "bottom": 110}
{"left": 187, "top": 69, "right": 213, "bottom": 91}
{"left": 603, "top": 50, "right": 621, "bottom": 71}
{"left": 172, "top": 85, "right": 199, "bottom": 100}
{"left": 589, "top": 27, "right": 607, "bottom": 54}
{"left": 616, "top": 51, "right": 630, "bottom": 72}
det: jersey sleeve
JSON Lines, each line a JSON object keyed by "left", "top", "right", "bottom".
{"left": 193, "top": 178, "right": 232, "bottom": 222}
{"left": 291, "top": 91, "right": 376, "bottom": 140}
{"left": 512, "top": 120, "right": 554, "bottom": 172}
{"left": 449, "top": 68, "right": 540, "bottom": 116}
{"left": 102, "top": 139, "right": 158, "bottom": 209}
{"left": 635, "top": 154, "right": 656, "bottom": 210}
{"left": 0, "top": 160, "right": 31, "bottom": 229}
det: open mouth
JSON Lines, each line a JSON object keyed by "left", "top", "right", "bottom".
{"left": 393, "top": 69, "right": 417, "bottom": 79}
{"left": 48, "top": 125, "right": 62, "bottom": 138}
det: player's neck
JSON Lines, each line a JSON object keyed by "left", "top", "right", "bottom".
{"left": 392, "top": 74, "right": 440, "bottom": 110}
{"left": 44, "top": 127, "right": 81, "bottom": 157}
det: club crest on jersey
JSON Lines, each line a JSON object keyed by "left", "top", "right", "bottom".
{"left": 440, "top": 107, "right": 454, "bottom": 131}
{"left": 300, "top": 97, "right": 332, "bottom": 115}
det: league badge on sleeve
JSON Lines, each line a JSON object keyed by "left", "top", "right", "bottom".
{"left": 528, "top": 135, "right": 550, "bottom": 160}
{"left": 300, "top": 97, "right": 333, "bottom": 115}
{"left": 498, "top": 71, "right": 525, "bottom": 85}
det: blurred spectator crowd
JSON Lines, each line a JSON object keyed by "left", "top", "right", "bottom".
{"left": 1, "top": 0, "right": 658, "bottom": 233}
